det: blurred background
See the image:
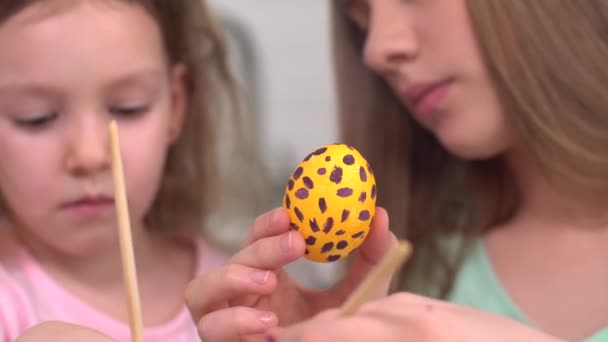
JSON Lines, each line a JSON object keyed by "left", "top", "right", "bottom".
{"left": 205, "top": 1, "right": 347, "bottom": 288}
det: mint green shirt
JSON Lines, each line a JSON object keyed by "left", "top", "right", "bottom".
{"left": 447, "top": 240, "right": 608, "bottom": 342}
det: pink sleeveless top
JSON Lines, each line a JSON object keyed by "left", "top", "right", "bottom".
{"left": 0, "top": 232, "right": 226, "bottom": 342}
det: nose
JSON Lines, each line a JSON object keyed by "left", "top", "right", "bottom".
{"left": 363, "top": 5, "right": 419, "bottom": 76}
{"left": 64, "top": 116, "right": 110, "bottom": 176}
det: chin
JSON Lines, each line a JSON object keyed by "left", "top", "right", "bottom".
{"left": 447, "top": 145, "right": 502, "bottom": 160}
{"left": 437, "top": 130, "right": 510, "bottom": 161}
{"left": 55, "top": 229, "right": 118, "bottom": 257}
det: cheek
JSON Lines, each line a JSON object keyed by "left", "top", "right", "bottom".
{"left": 0, "top": 138, "right": 58, "bottom": 219}
{"left": 472, "top": 81, "right": 513, "bottom": 153}
{"left": 119, "top": 117, "right": 171, "bottom": 222}
{"left": 438, "top": 99, "right": 512, "bottom": 160}
{"left": 124, "top": 147, "right": 166, "bottom": 216}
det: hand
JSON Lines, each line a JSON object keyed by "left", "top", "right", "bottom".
{"left": 185, "top": 206, "right": 397, "bottom": 341}
{"left": 269, "top": 293, "right": 567, "bottom": 342}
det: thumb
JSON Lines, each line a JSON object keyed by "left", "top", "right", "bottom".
{"left": 330, "top": 207, "right": 400, "bottom": 301}
{"left": 267, "top": 310, "right": 340, "bottom": 342}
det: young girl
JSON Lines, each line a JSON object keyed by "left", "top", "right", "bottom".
{"left": 186, "top": 1, "right": 608, "bottom": 341}
{"left": 0, "top": 1, "right": 237, "bottom": 340}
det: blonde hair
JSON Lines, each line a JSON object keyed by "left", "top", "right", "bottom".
{"left": 0, "top": 1, "right": 240, "bottom": 236}
{"left": 331, "top": 0, "right": 608, "bottom": 297}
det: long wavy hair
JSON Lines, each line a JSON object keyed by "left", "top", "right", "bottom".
{"left": 331, "top": 0, "right": 608, "bottom": 297}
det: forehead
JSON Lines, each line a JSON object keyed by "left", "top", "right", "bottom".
{"left": 1, "top": 0, "right": 151, "bottom": 26}
{"left": 0, "top": 0, "right": 167, "bottom": 87}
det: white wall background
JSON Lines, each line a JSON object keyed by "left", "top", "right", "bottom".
{"left": 210, "top": 1, "right": 338, "bottom": 180}
{"left": 206, "top": 2, "right": 345, "bottom": 287}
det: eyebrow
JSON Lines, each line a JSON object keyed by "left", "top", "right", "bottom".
{"left": 0, "top": 68, "right": 167, "bottom": 97}
{"left": 104, "top": 68, "right": 167, "bottom": 90}
{"left": 0, "top": 83, "right": 60, "bottom": 98}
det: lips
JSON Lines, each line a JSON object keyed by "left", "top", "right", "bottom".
{"left": 63, "top": 195, "right": 114, "bottom": 208}
{"left": 61, "top": 195, "right": 115, "bottom": 218}
{"left": 402, "top": 79, "right": 453, "bottom": 118}
{"left": 404, "top": 80, "right": 450, "bottom": 107}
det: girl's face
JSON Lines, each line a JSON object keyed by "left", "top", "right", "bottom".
{"left": 345, "top": 0, "right": 513, "bottom": 159}
{"left": 0, "top": 2, "right": 186, "bottom": 256}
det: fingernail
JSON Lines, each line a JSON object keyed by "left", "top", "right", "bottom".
{"left": 280, "top": 231, "right": 292, "bottom": 253}
{"left": 260, "top": 312, "right": 274, "bottom": 325}
{"left": 251, "top": 270, "right": 270, "bottom": 284}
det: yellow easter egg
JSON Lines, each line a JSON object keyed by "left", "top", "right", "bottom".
{"left": 282, "top": 144, "right": 377, "bottom": 263}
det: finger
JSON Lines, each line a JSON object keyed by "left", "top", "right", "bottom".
{"left": 185, "top": 264, "right": 277, "bottom": 322}
{"left": 270, "top": 315, "right": 391, "bottom": 342}
{"left": 356, "top": 207, "right": 394, "bottom": 264}
{"left": 198, "top": 307, "right": 278, "bottom": 342}
{"left": 359, "top": 292, "right": 433, "bottom": 317}
{"left": 243, "top": 208, "right": 291, "bottom": 247}
{"left": 231, "top": 230, "right": 305, "bottom": 269}
{"left": 272, "top": 294, "right": 437, "bottom": 342}
{"left": 331, "top": 207, "right": 399, "bottom": 300}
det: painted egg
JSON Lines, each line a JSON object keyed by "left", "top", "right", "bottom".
{"left": 282, "top": 144, "right": 377, "bottom": 263}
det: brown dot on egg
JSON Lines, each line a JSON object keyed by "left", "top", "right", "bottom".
{"left": 359, "top": 166, "right": 367, "bottom": 182}
{"left": 295, "top": 188, "right": 309, "bottom": 200}
{"left": 323, "top": 217, "right": 334, "bottom": 234}
{"left": 358, "top": 210, "right": 370, "bottom": 221}
{"left": 310, "top": 218, "right": 320, "bottom": 232}
{"left": 330, "top": 166, "right": 343, "bottom": 184}
{"left": 303, "top": 177, "right": 314, "bottom": 189}
{"left": 336, "top": 229, "right": 346, "bottom": 236}
{"left": 343, "top": 154, "right": 355, "bottom": 165}
{"left": 327, "top": 255, "right": 341, "bottom": 262}
{"left": 305, "top": 236, "right": 317, "bottom": 245}
{"left": 288, "top": 179, "right": 294, "bottom": 191}
{"left": 318, "top": 198, "right": 327, "bottom": 213}
{"left": 290, "top": 223, "right": 299, "bottom": 231}
{"left": 352, "top": 231, "right": 365, "bottom": 239}
{"left": 293, "top": 167, "right": 304, "bottom": 180}
{"left": 294, "top": 207, "right": 304, "bottom": 222}
{"left": 337, "top": 187, "right": 353, "bottom": 198}
{"left": 321, "top": 242, "right": 334, "bottom": 253}
{"left": 285, "top": 194, "right": 291, "bottom": 209}
{"left": 325, "top": 156, "right": 331, "bottom": 162}
{"left": 317, "top": 167, "right": 326, "bottom": 175}
{"left": 313, "top": 147, "right": 328, "bottom": 155}
{"left": 371, "top": 184, "right": 377, "bottom": 200}
{"left": 337, "top": 240, "right": 348, "bottom": 250}
{"left": 341, "top": 209, "right": 350, "bottom": 223}
{"left": 358, "top": 192, "right": 367, "bottom": 203}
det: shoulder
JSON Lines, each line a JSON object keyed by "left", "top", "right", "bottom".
{"left": 0, "top": 236, "right": 38, "bottom": 340}
{"left": 446, "top": 238, "right": 530, "bottom": 323}
{"left": 17, "top": 321, "right": 116, "bottom": 342}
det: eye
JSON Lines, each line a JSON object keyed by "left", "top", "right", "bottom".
{"left": 343, "top": 0, "right": 370, "bottom": 31}
{"left": 14, "top": 113, "right": 58, "bottom": 129}
{"left": 110, "top": 105, "right": 149, "bottom": 118}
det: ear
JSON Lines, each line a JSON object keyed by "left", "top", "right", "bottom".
{"left": 168, "top": 63, "right": 188, "bottom": 144}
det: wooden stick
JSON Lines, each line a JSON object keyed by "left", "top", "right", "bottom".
{"left": 109, "top": 121, "right": 144, "bottom": 342}
{"left": 339, "top": 240, "right": 412, "bottom": 316}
